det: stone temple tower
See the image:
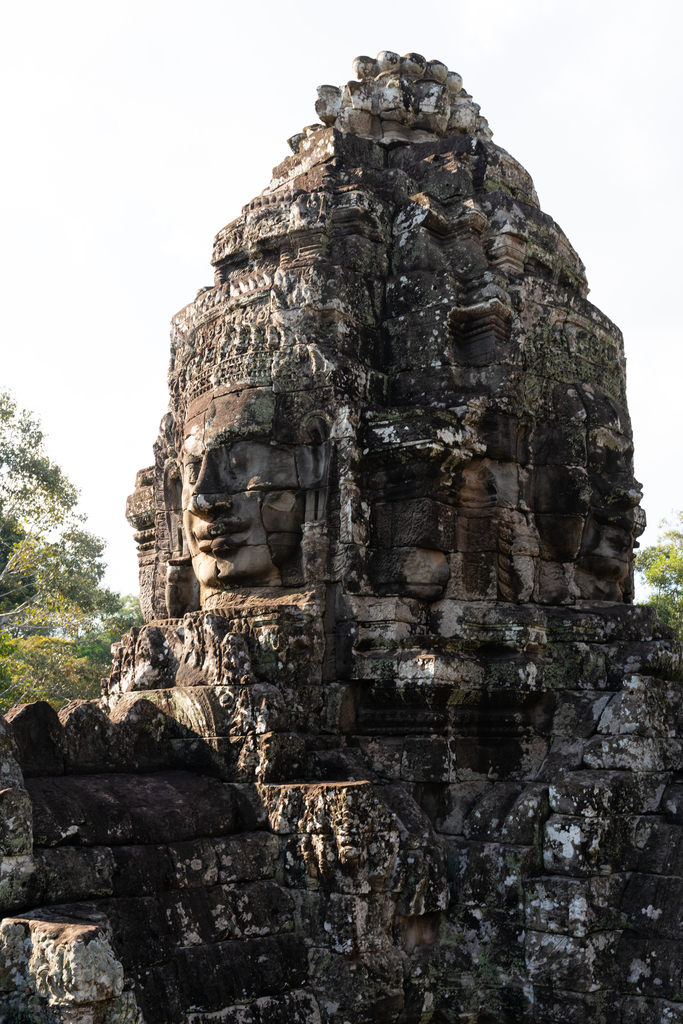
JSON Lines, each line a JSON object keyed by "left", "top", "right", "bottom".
{"left": 1, "top": 51, "right": 682, "bottom": 1024}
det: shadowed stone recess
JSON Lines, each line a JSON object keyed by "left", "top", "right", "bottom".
{"left": 0, "top": 51, "right": 678, "bottom": 1024}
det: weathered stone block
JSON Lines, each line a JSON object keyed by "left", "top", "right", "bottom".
{"left": 370, "top": 498, "right": 457, "bottom": 550}
{"left": 307, "top": 945, "right": 404, "bottom": 1024}
{"left": 543, "top": 814, "right": 643, "bottom": 875}
{"left": 620, "top": 872, "right": 683, "bottom": 939}
{"left": 443, "top": 904, "right": 528, "bottom": 981}
{"left": 583, "top": 736, "right": 683, "bottom": 772}
{"left": 400, "top": 735, "right": 455, "bottom": 782}
{"left": 635, "top": 821, "right": 683, "bottom": 876}
{"left": 551, "top": 690, "right": 613, "bottom": 737}
{"left": 525, "top": 875, "right": 629, "bottom": 937}
{"left": 621, "top": 996, "right": 683, "bottom": 1023}
{"left": 462, "top": 781, "right": 549, "bottom": 844}
{"left": 454, "top": 732, "right": 549, "bottom": 780}
{"left": 322, "top": 892, "right": 393, "bottom": 955}
{"left": 172, "top": 935, "right": 307, "bottom": 1013}
{"left": 109, "top": 695, "right": 175, "bottom": 772}
{"left": 392, "top": 845, "right": 449, "bottom": 915}
{"left": 256, "top": 732, "right": 306, "bottom": 782}
{"left": 598, "top": 674, "right": 683, "bottom": 738}
{"left": 92, "top": 895, "right": 171, "bottom": 968}
{"left": 526, "top": 928, "right": 622, "bottom": 993}
{"left": 4, "top": 703, "right": 65, "bottom": 777}
{"left": 35, "top": 845, "right": 115, "bottom": 903}
{"left": 617, "top": 932, "right": 683, "bottom": 1000}
{"left": 453, "top": 841, "right": 541, "bottom": 909}
{"left": 549, "top": 771, "right": 669, "bottom": 817}
{"left": 0, "top": 855, "right": 40, "bottom": 916}
{"left": 167, "top": 838, "right": 218, "bottom": 889}
{"left": 0, "top": 909, "right": 126, "bottom": 1010}
{"left": 185, "top": 989, "right": 322, "bottom": 1024}
{"left": 214, "top": 832, "right": 280, "bottom": 883}
{"left": 411, "top": 779, "right": 491, "bottom": 834}
{"left": 535, "top": 737, "right": 586, "bottom": 780}
{"left": 532, "top": 986, "right": 618, "bottom": 1023}
{"left": 109, "top": 843, "right": 173, "bottom": 897}
{"left": 59, "top": 700, "right": 120, "bottom": 774}
{"left": 0, "top": 788, "right": 32, "bottom": 857}
{"left": 26, "top": 772, "right": 237, "bottom": 847}
{"left": 110, "top": 623, "right": 180, "bottom": 692}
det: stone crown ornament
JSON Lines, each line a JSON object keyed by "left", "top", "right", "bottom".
{"left": 170, "top": 52, "right": 492, "bottom": 414}
{"left": 1, "top": 51, "right": 674, "bottom": 1024}
{"left": 310, "top": 49, "right": 491, "bottom": 147}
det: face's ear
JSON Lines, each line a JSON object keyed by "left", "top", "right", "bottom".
{"left": 165, "top": 558, "right": 200, "bottom": 617}
{"left": 159, "top": 411, "right": 175, "bottom": 447}
{"left": 296, "top": 443, "right": 332, "bottom": 490}
{"left": 302, "top": 414, "right": 331, "bottom": 445}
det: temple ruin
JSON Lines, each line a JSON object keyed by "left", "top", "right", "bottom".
{"left": 1, "top": 50, "right": 682, "bottom": 1024}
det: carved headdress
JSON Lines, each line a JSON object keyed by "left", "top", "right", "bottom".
{"left": 127, "top": 50, "right": 643, "bottom": 623}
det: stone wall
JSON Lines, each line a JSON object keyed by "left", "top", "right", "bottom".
{"left": 3, "top": 602, "right": 683, "bottom": 1022}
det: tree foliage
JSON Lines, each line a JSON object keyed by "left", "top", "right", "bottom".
{"left": 0, "top": 388, "right": 142, "bottom": 712}
{"left": 634, "top": 512, "right": 683, "bottom": 638}
{"left": 0, "top": 594, "right": 143, "bottom": 712}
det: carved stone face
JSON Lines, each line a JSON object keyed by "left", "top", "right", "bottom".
{"left": 578, "top": 474, "right": 641, "bottom": 594}
{"left": 576, "top": 424, "right": 642, "bottom": 596}
{"left": 182, "top": 388, "right": 306, "bottom": 595}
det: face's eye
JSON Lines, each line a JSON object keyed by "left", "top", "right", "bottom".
{"left": 184, "top": 460, "right": 201, "bottom": 486}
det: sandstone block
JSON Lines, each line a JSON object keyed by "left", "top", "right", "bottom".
{"left": 598, "top": 673, "right": 683, "bottom": 738}
{"left": 616, "top": 932, "right": 683, "bottom": 1000}
{"left": 0, "top": 909, "right": 126, "bottom": 1010}
{"left": 0, "top": 788, "right": 32, "bottom": 856}
{"left": 35, "top": 846, "right": 115, "bottom": 904}
{"left": 583, "top": 736, "right": 683, "bottom": 772}
{"left": 4, "top": 702, "right": 65, "bottom": 777}
{"left": 525, "top": 875, "right": 629, "bottom": 937}
{"left": 453, "top": 841, "right": 541, "bottom": 910}
{"left": 172, "top": 935, "right": 307, "bottom": 1014}
{"left": 526, "top": 928, "right": 622, "bottom": 993}
{"left": 621, "top": 997, "right": 683, "bottom": 1023}
{"left": 549, "top": 771, "right": 669, "bottom": 817}
{"left": 59, "top": 701, "right": 120, "bottom": 774}
{"left": 26, "top": 772, "right": 237, "bottom": 847}
{"left": 543, "top": 814, "right": 643, "bottom": 875}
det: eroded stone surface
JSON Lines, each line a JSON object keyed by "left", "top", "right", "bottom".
{"left": 0, "top": 50, "right": 678, "bottom": 1024}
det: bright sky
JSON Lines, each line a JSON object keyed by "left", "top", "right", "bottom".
{"left": 1, "top": 0, "right": 681, "bottom": 597}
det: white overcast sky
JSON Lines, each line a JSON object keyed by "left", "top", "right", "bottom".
{"left": 1, "top": 0, "right": 681, "bottom": 597}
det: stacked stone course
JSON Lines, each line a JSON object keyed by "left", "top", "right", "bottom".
{"left": 1, "top": 51, "right": 681, "bottom": 1024}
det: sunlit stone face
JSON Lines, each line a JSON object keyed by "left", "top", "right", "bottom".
{"left": 182, "top": 388, "right": 306, "bottom": 596}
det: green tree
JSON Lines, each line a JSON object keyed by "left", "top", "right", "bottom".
{"left": 0, "top": 593, "right": 144, "bottom": 712}
{"left": 634, "top": 511, "right": 683, "bottom": 638}
{"left": 0, "top": 388, "right": 142, "bottom": 712}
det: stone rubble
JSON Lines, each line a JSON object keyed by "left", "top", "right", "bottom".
{"left": 0, "top": 50, "right": 680, "bottom": 1024}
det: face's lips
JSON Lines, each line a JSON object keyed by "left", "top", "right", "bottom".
{"left": 191, "top": 515, "right": 252, "bottom": 553}
{"left": 209, "top": 529, "right": 251, "bottom": 552}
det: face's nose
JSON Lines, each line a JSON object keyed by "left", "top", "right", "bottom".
{"left": 595, "top": 479, "right": 643, "bottom": 514}
{"left": 189, "top": 491, "right": 233, "bottom": 516}
{"left": 188, "top": 451, "right": 234, "bottom": 517}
